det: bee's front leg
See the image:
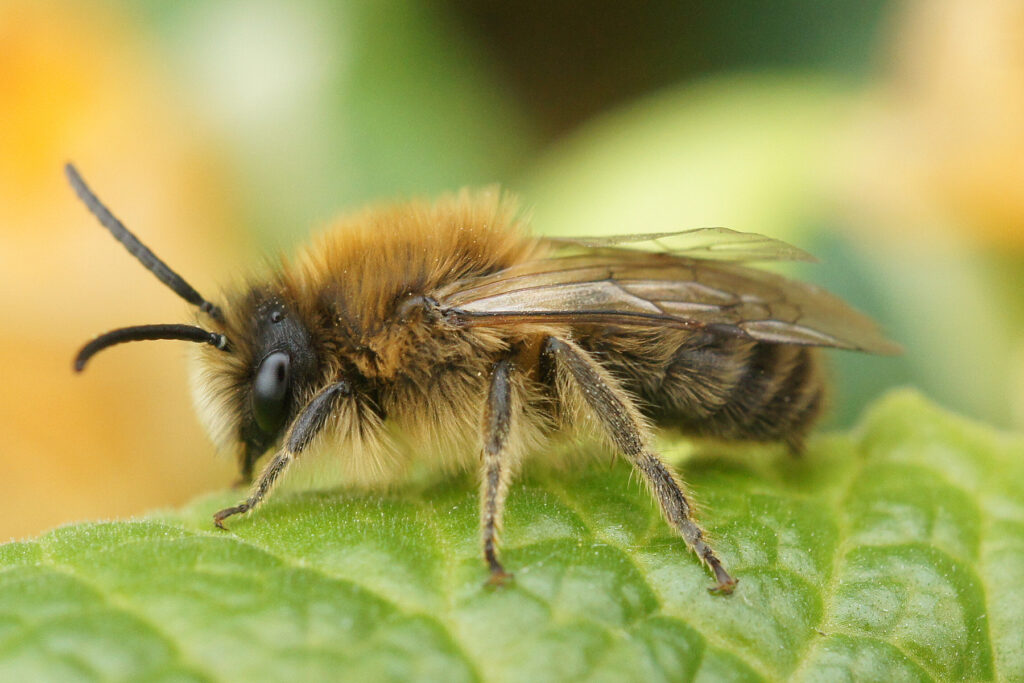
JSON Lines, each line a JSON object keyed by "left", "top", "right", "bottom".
{"left": 214, "top": 380, "right": 351, "bottom": 529}
{"left": 214, "top": 451, "right": 292, "bottom": 528}
{"left": 479, "top": 358, "right": 516, "bottom": 586}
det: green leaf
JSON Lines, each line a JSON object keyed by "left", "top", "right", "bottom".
{"left": 2, "top": 390, "right": 1022, "bottom": 682}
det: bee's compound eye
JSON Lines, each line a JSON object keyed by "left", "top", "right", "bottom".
{"left": 252, "top": 351, "right": 290, "bottom": 434}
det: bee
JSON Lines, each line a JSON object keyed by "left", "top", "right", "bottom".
{"left": 67, "top": 163, "right": 898, "bottom": 594}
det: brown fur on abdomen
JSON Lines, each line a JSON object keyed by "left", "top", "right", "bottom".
{"left": 577, "top": 327, "right": 825, "bottom": 451}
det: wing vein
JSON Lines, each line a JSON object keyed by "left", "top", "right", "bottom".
{"left": 436, "top": 231, "right": 899, "bottom": 354}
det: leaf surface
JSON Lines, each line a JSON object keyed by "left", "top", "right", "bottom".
{"left": 1, "top": 390, "right": 1021, "bottom": 682}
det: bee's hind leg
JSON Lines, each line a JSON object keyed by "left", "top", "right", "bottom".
{"left": 214, "top": 380, "right": 352, "bottom": 529}
{"left": 479, "top": 358, "right": 517, "bottom": 587}
{"left": 544, "top": 337, "right": 737, "bottom": 594}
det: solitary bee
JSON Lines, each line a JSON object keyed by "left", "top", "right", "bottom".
{"left": 68, "top": 164, "right": 897, "bottom": 593}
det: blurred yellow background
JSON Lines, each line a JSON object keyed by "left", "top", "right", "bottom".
{"left": 2, "top": 0, "right": 1022, "bottom": 540}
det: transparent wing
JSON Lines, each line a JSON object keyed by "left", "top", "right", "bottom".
{"left": 437, "top": 253, "right": 900, "bottom": 354}
{"left": 542, "top": 227, "right": 817, "bottom": 263}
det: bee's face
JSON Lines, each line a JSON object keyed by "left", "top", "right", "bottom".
{"left": 191, "top": 288, "right": 319, "bottom": 476}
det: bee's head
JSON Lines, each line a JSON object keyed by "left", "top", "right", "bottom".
{"left": 191, "top": 286, "right": 320, "bottom": 479}
{"left": 66, "top": 163, "right": 317, "bottom": 478}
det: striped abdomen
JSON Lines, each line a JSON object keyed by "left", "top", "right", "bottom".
{"left": 580, "top": 329, "right": 826, "bottom": 452}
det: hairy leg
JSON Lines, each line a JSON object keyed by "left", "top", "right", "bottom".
{"left": 214, "top": 380, "right": 352, "bottom": 528}
{"left": 545, "top": 337, "right": 736, "bottom": 594}
{"left": 480, "top": 358, "right": 516, "bottom": 585}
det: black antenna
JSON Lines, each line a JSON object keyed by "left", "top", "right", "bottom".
{"left": 74, "top": 324, "right": 229, "bottom": 372}
{"left": 65, "top": 163, "right": 223, "bottom": 320}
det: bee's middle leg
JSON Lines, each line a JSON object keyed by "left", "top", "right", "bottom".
{"left": 480, "top": 358, "right": 516, "bottom": 586}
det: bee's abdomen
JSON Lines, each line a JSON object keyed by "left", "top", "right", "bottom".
{"left": 591, "top": 332, "right": 826, "bottom": 451}
{"left": 660, "top": 339, "right": 824, "bottom": 450}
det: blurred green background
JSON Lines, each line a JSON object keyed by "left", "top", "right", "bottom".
{"left": 2, "top": 0, "right": 1022, "bottom": 540}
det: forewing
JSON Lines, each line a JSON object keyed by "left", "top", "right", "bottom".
{"left": 438, "top": 253, "right": 899, "bottom": 354}
{"left": 543, "top": 227, "right": 816, "bottom": 263}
